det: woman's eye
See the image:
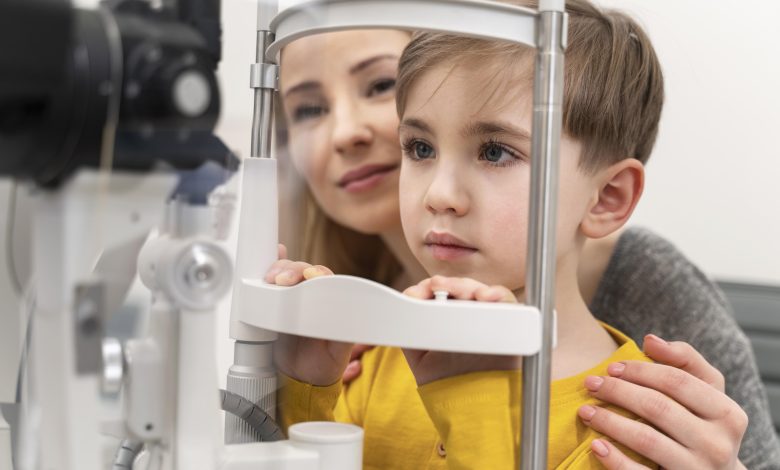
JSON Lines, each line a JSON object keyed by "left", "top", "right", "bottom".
{"left": 480, "top": 142, "right": 520, "bottom": 166}
{"left": 293, "top": 104, "right": 326, "bottom": 122}
{"left": 367, "top": 78, "right": 396, "bottom": 97}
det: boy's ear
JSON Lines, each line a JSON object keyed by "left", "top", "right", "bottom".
{"left": 581, "top": 158, "right": 644, "bottom": 239}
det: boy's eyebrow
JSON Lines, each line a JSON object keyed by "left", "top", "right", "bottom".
{"left": 399, "top": 118, "right": 433, "bottom": 134}
{"left": 462, "top": 121, "right": 531, "bottom": 141}
{"left": 349, "top": 54, "right": 398, "bottom": 74}
{"left": 284, "top": 81, "right": 320, "bottom": 98}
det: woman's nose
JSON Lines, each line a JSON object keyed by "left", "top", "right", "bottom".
{"left": 424, "top": 163, "right": 469, "bottom": 217}
{"left": 331, "top": 100, "right": 373, "bottom": 156}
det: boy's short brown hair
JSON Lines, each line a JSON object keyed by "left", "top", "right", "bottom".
{"left": 395, "top": 0, "right": 664, "bottom": 171}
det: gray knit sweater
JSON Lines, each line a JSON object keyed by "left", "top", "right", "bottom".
{"left": 590, "top": 227, "right": 780, "bottom": 469}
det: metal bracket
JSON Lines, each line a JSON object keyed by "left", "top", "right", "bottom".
{"left": 250, "top": 63, "right": 279, "bottom": 90}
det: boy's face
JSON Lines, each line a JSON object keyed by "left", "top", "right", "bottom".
{"left": 398, "top": 62, "right": 598, "bottom": 292}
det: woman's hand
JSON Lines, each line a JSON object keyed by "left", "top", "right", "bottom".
{"left": 578, "top": 334, "right": 748, "bottom": 469}
{"left": 265, "top": 245, "right": 353, "bottom": 386}
{"left": 402, "top": 275, "right": 520, "bottom": 386}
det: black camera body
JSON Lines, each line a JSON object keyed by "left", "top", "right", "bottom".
{"left": 0, "top": 0, "right": 234, "bottom": 188}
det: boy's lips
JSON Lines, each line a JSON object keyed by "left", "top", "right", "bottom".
{"left": 424, "top": 232, "right": 478, "bottom": 261}
{"left": 338, "top": 164, "right": 399, "bottom": 193}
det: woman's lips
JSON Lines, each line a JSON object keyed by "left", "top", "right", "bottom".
{"left": 424, "top": 232, "right": 478, "bottom": 261}
{"left": 338, "top": 164, "right": 398, "bottom": 193}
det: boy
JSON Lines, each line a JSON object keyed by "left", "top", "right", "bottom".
{"left": 274, "top": 0, "right": 663, "bottom": 467}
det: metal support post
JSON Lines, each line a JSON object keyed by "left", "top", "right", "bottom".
{"left": 521, "top": 2, "right": 567, "bottom": 469}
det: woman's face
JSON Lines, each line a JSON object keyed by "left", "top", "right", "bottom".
{"left": 280, "top": 30, "right": 410, "bottom": 234}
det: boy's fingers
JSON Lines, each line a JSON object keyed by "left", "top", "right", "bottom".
{"left": 404, "top": 284, "right": 429, "bottom": 299}
{"left": 342, "top": 360, "right": 362, "bottom": 384}
{"left": 589, "top": 439, "right": 651, "bottom": 470}
{"left": 474, "top": 285, "right": 517, "bottom": 303}
{"left": 277, "top": 243, "right": 288, "bottom": 260}
{"left": 264, "top": 259, "right": 294, "bottom": 283}
{"left": 349, "top": 344, "right": 374, "bottom": 361}
{"left": 474, "top": 285, "right": 504, "bottom": 302}
{"left": 429, "top": 276, "right": 486, "bottom": 300}
{"left": 642, "top": 335, "right": 725, "bottom": 391}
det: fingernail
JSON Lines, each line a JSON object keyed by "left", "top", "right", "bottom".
{"left": 584, "top": 376, "right": 604, "bottom": 391}
{"left": 275, "top": 270, "right": 294, "bottom": 284}
{"left": 578, "top": 405, "right": 596, "bottom": 421}
{"left": 607, "top": 362, "right": 625, "bottom": 376}
{"left": 591, "top": 439, "right": 609, "bottom": 457}
{"left": 647, "top": 334, "right": 668, "bottom": 345}
{"left": 303, "top": 266, "right": 322, "bottom": 279}
{"left": 345, "top": 361, "right": 359, "bottom": 373}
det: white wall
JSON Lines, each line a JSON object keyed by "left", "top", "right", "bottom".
{"left": 596, "top": 0, "right": 780, "bottom": 284}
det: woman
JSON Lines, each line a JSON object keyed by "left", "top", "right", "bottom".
{"left": 274, "top": 29, "right": 779, "bottom": 469}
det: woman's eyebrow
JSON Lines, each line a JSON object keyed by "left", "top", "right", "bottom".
{"left": 349, "top": 54, "right": 399, "bottom": 75}
{"left": 284, "top": 80, "right": 320, "bottom": 98}
{"left": 462, "top": 120, "right": 531, "bottom": 141}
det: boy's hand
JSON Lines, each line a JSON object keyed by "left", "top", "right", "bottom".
{"left": 402, "top": 275, "right": 521, "bottom": 386}
{"left": 265, "top": 246, "right": 353, "bottom": 386}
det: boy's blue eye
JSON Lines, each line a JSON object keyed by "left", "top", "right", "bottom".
{"left": 414, "top": 141, "right": 435, "bottom": 160}
{"left": 479, "top": 142, "right": 521, "bottom": 166}
{"left": 484, "top": 144, "right": 504, "bottom": 162}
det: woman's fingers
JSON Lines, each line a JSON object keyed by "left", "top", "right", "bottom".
{"left": 303, "top": 264, "right": 334, "bottom": 279}
{"left": 266, "top": 260, "right": 333, "bottom": 286}
{"left": 583, "top": 374, "right": 702, "bottom": 448}
{"left": 588, "top": 439, "right": 652, "bottom": 470}
{"left": 277, "top": 243, "right": 288, "bottom": 260}
{"left": 264, "top": 259, "right": 295, "bottom": 283}
{"left": 578, "top": 404, "right": 693, "bottom": 468}
{"left": 642, "top": 334, "right": 725, "bottom": 391}
{"left": 606, "top": 360, "right": 737, "bottom": 422}
{"left": 274, "top": 261, "right": 316, "bottom": 286}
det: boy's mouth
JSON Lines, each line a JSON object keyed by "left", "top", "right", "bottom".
{"left": 424, "top": 232, "right": 478, "bottom": 261}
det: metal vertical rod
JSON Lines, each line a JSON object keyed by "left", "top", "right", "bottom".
{"left": 521, "top": 5, "right": 566, "bottom": 470}
{"left": 250, "top": 30, "right": 276, "bottom": 159}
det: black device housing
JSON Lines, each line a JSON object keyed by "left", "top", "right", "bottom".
{"left": 0, "top": 0, "right": 236, "bottom": 188}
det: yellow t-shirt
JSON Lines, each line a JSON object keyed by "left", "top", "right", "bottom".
{"left": 279, "top": 323, "right": 657, "bottom": 469}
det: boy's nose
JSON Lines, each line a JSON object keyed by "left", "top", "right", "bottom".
{"left": 331, "top": 101, "right": 373, "bottom": 156}
{"left": 424, "top": 165, "right": 469, "bottom": 216}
